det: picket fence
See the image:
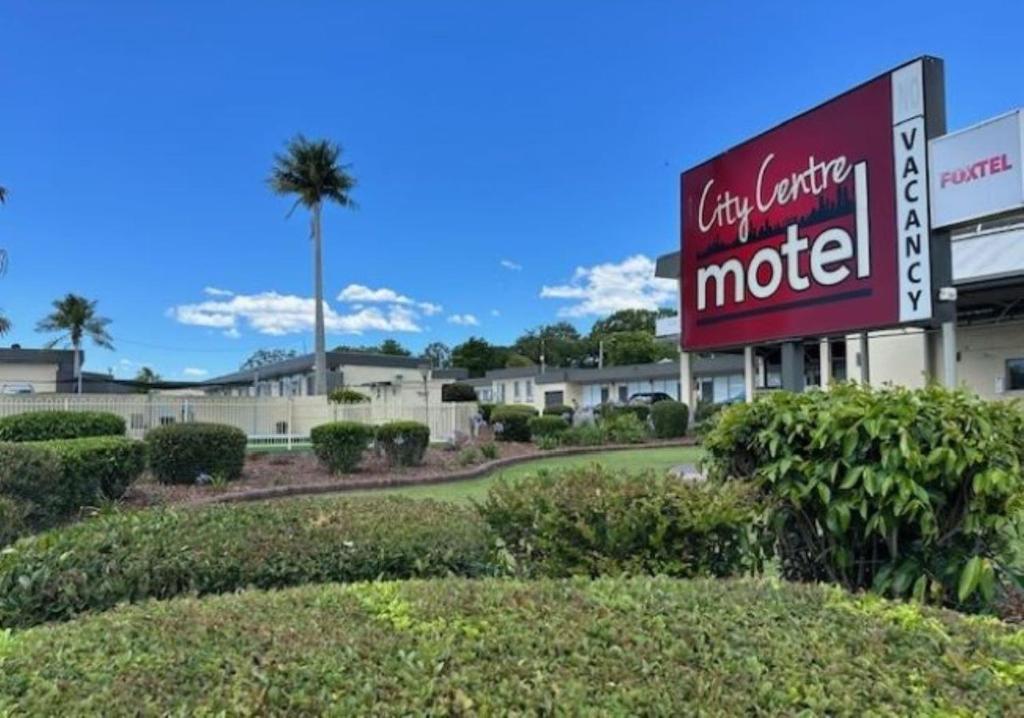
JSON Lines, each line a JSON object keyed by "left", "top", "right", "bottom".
{"left": 0, "top": 394, "right": 478, "bottom": 447}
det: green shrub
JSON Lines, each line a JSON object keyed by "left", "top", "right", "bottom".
{"left": 535, "top": 434, "right": 561, "bottom": 451}
{"left": 651, "top": 400, "right": 689, "bottom": 438}
{"left": 0, "top": 443, "right": 65, "bottom": 529}
{"left": 0, "top": 410, "right": 125, "bottom": 442}
{"left": 601, "top": 412, "right": 649, "bottom": 444}
{"left": 0, "top": 497, "right": 496, "bottom": 629}
{"left": 145, "top": 423, "right": 247, "bottom": 485}
{"left": 542, "top": 404, "right": 574, "bottom": 420}
{"left": 2, "top": 578, "right": 1022, "bottom": 715}
{"left": 560, "top": 422, "right": 605, "bottom": 447}
{"left": 478, "top": 403, "right": 496, "bottom": 423}
{"left": 376, "top": 421, "right": 430, "bottom": 467}
{"left": 441, "top": 383, "right": 477, "bottom": 402}
{"left": 693, "top": 400, "right": 725, "bottom": 426}
{"left": 703, "top": 384, "right": 1024, "bottom": 611}
{"left": 490, "top": 405, "right": 538, "bottom": 442}
{"left": 600, "top": 403, "right": 650, "bottom": 424}
{"left": 328, "top": 388, "right": 370, "bottom": 404}
{"left": 527, "top": 415, "right": 569, "bottom": 439}
{"left": 34, "top": 436, "right": 147, "bottom": 500}
{"left": 479, "top": 441, "right": 499, "bottom": 460}
{"left": 310, "top": 421, "right": 375, "bottom": 473}
{"left": 0, "top": 495, "right": 29, "bottom": 546}
{"left": 457, "top": 447, "right": 479, "bottom": 466}
{"left": 478, "top": 466, "right": 760, "bottom": 579}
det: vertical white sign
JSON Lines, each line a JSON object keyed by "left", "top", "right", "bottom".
{"left": 892, "top": 61, "right": 932, "bottom": 322}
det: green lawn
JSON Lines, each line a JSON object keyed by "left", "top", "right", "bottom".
{"left": 346, "top": 445, "right": 703, "bottom": 503}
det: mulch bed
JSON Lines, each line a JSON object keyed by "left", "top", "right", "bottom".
{"left": 123, "top": 437, "right": 697, "bottom": 508}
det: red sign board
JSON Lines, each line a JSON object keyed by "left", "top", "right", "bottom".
{"left": 680, "top": 59, "right": 943, "bottom": 351}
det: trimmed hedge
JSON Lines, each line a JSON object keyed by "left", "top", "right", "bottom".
{"left": 490, "top": 404, "right": 538, "bottom": 442}
{"left": 703, "top": 384, "right": 1024, "bottom": 611}
{"left": 477, "top": 402, "right": 496, "bottom": 423}
{"left": 601, "top": 412, "right": 649, "bottom": 444}
{"left": 310, "top": 421, "right": 375, "bottom": 473}
{"left": 542, "top": 404, "right": 574, "bottom": 419}
{"left": 478, "top": 466, "right": 760, "bottom": 578}
{"left": 0, "top": 497, "right": 496, "bottom": 629}
{"left": 376, "top": 421, "right": 430, "bottom": 467}
{"left": 328, "top": 388, "right": 370, "bottom": 404}
{"left": 527, "top": 415, "right": 569, "bottom": 439}
{"left": 2, "top": 578, "right": 1021, "bottom": 715}
{"left": 0, "top": 495, "right": 29, "bottom": 547}
{"left": 0, "top": 443, "right": 65, "bottom": 531}
{"left": 651, "top": 400, "right": 689, "bottom": 438}
{"left": 145, "top": 423, "right": 247, "bottom": 485}
{"left": 33, "top": 436, "right": 146, "bottom": 501}
{"left": 441, "top": 382, "right": 477, "bottom": 402}
{"left": 600, "top": 403, "right": 651, "bottom": 423}
{"left": 0, "top": 410, "right": 125, "bottom": 442}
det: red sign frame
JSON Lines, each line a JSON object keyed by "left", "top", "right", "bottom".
{"left": 680, "top": 58, "right": 944, "bottom": 352}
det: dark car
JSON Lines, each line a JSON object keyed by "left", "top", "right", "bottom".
{"left": 627, "top": 392, "right": 674, "bottom": 406}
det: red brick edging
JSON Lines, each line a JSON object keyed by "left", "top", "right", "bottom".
{"left": 199, "top": 438, "right": 699, "bottom": 506}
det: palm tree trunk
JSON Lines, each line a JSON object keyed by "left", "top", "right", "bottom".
{"left": 312, "top": 202, "right": 327, "bottom": 395}
{"left": 73, "top": 342, "right": 82, "bottom": 394}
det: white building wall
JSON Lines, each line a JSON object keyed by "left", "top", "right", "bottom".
{"left": 0, "top": 363, "right": 59, "bottom": 393}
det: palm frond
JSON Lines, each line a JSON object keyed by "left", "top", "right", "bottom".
{"left": 36, "top": 293, "right": 114, "bottom": 351}
{"left": 0, "top": 312, "right": 11, "bottom": 336}
{"left": 268, "top": 136, "right": 357, "bottom": 211}
{"left": 0, "top": 186, "right": 6, "bottom": 204}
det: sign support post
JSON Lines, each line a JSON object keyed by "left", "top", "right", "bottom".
{"left": 780, "top": 342, "right": 805, "bottom": 392}
{"left": 942, "top": 321, "right": 957, "bottom": 387}
{"left": 743, "top": 347, "right": 755, "bottom": 402}
{"left": 678, "top": 349, "right": 693, "bottom": 409}
{"left": 819, "top": 339, "right": 832, "bottom": 388}
{"left": 858, "top": 333, "right": 871, "bottom": 384}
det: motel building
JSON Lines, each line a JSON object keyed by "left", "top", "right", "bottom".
{"left": 656, "top": 58, "right": 1024, "bottom": 405}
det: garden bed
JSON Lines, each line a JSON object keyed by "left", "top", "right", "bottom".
{"left": 123, "top": 438, "right": 695, "bottom": 507}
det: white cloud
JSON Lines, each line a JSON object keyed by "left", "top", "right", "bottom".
{"left": 223, "top": 327, "right": 241, "bottom": 339}
{"left": 169, "top": 290, "right": 427, "bottom": 336}
{"left": 500, "top": 259, "right": 523, "bottom": 271}
{"left": 183, "top": 367, "right": 208, "bottom": 378}
{"left": 203, "top": 286, "right": 234, "bottom": 297}
{"left": 540, "top": 254, "right": 676, "bottom": 317}
{"left": 447, "top": 313, "right": 480, "bottom": 326}
{"left": 337, "top": 284, "right": 442, "bottom": 315}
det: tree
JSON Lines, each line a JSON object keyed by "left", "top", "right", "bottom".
{"left": 603, "top": 330, "right": 676, "bottom": 367}
{"left": 377, "top": 338, "right": 411, "bottom": 356}
{"left": 240, "top": 348, "right": 299, "bottom": 371}
{"left": 590, "top": 308, "right": 676, "bottom": 338}
{"left": 505, "top": 353, "right": 535, "bottom": 368}
{"left": 269, "top": 136, "right": 356, "bottom": 395}
{"left": 36, "top": 294, "right": 114, "bottom": 394}
{"left": 133, "top": 366, "right": 161, "bottom": 393}
{"left": 452, "top": 336, "right": 509, "bottom": 378}
{"left": 513, "top": 322, "right": 593, "bottom": 368}
{"left": 422, "top": 341, "right": 452, "bottom": 369}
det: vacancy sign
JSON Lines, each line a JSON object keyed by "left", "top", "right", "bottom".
{"left": 680, "top": 58, "right": 943, "bottom": 351}
{"left": 930, "top": 110, "right": 1023, "bottom": 228}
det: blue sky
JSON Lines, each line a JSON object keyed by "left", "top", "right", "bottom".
{"left": 1, "top": 1, "right": 1023, "bottom": 380}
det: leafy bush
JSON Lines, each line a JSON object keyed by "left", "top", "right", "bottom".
{"left": 328, "top": 388, "right": 370, "bottom": 404}
{"left": 478, "top": 403, "right": 496, "bottom": 423}
{"left": 600, "top": 403, "right": 651, "bottom": 424}
{"left": 0, "top": 495, "right": 29, "bottom": 547}
{"left": 0, "top": 497, "right": 496, "bottom": 629}
{"left": 542, "top": 404, "right": 574, "bottom": 420}
{"left": 703, "top": 384, "right": 1024, "bottom": 610}
{"left": 527, "top": 415, "right": 569, "bottom": 439}
{"left": 0, "top": 410, "right": 125, "bottom": 442}
{"left": 478, "top": 441, "right": 499, "bottom": 460}
{"left": 560, "top": 423, "right": 605, "bottom": 447}
{"left": 693, "top": 400, "right": 725, "bottom": 426}
{"left": 35, "top": 436, "right": 147, "bottom": 501}
{"left": 651, "top": 400, "right": 689, "bottom": 438}
{"left": 490, "top": 405, "right": 538, "bottom": 442}
{"left": 0, "top": 443, "right": 65, "bottom": 530}
{"left": 310, "top": 421, "right": 375, "bottom": 473}
{"left": 535, "top": 435, "right": 560, "bottom": 451}
{"left": 441, "top": 383, "right": 477, "bottom": 402}
{"left": 601, "top": 412, "right": 649, "bottom": 444}
{"left": 2, "top": 578, "right": 1022, "bottom": 715}
{"left": 457, "top": 447, "right": 479, "bottom": 466}
{"left": 376, "top": 421, "right": 430, "bottom": 467}
{"left": 478, "top": 466, "right": 761, "bottom": 578}
{"left": 146, "top": 423, "right": 247, "bottom": 485}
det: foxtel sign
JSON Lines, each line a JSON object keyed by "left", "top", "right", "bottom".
{"left": 680, "top": 58, "right": 946, "bottom": 351}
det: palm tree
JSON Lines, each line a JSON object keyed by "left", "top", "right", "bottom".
{"left": 36, "top": 294, "right": 114, "bottom": 394}
{"left": 0, "top": 185, "right": 8, "bottom": 335}
{"left": 268, "top": 136, "right": 356, "bottom": 395}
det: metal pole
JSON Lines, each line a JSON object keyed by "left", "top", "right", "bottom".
{"left": 780, "top": 342, "right": 806, "bottom": 392}
{"left": 858, "top": 332, "right": 870, "bottom": 385}
{"left": 942, "top": 321, "right": 957, "bottom": 387}
{"left": 743, "top": 346, "right": 756, "bottom": 402}
{"left": 819, "top": 339, "right": 832, "bottom": 389}
{"left": 678, "top": 349, "right": 693, "bottom": 409}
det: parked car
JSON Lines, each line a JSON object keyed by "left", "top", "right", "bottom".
{"left": 627, "top": 392, "right": 674, "bottom": 405}
{"left": 1, "top": 382, "right": 35, "bottom": 395}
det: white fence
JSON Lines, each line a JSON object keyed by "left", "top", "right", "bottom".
{"left": 0, "top": 395, "right": 478, "bottom": 446}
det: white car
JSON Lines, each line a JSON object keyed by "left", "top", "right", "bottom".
{"left": 0, "top": 382, "right": 35, "bottom": 395}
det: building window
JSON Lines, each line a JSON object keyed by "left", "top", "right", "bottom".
{"left": 618, "top": 385, "right": 628, "bottom": 403}
{"left": 600, "top": 386, "right": 610, "bottom": 403}
{"left": 545, "top": 390, "right": 564, "bottom": 408}
{"left": 525, "top": 379, "right": 533, "bottom": 401}
{"left": 130, "top": 413, "right": 145, "bottom": 431}
{"left": 513, "top": 381, "right": 520, "bottom": 400}
{"left": 1007, "top": 359, "right": 1024, "bottom": 391}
